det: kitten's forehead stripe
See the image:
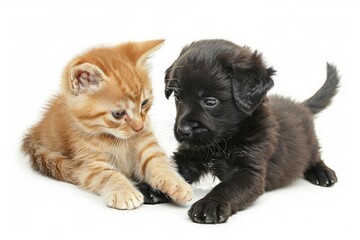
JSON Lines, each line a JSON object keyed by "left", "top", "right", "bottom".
{"left": 113, "top": 63, "right": 142, "bottom": 95}
{"left": 127, "top": 93, "right": 136, "bottom": 102}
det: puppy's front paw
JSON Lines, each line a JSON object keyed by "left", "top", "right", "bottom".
{"left": 105, "top": 187, "right": 144, "bottom": 210}
{"left": 188, "top": 198, "right": 232, "bottom": 224}
{"left": 152, "top": 174, "right": 192, "bottom": 203}
{"left": 136, "top": 182, "right": 171, "bottom": 204}
{"left": 304, "top": 162, "right": 338, "bottom": 187}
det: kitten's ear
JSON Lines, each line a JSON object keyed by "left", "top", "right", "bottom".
{"left": 69, "top": 63, "right": 107, "bottom": 95}
{"left": 224, "top": 50, "right": 275, "bottom": 115}
{"left": 126, "top": 39, "right": 165, "bottom": 67}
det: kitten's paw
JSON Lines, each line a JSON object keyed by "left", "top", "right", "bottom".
{"left": 188, "top": 198, "right": 232, "bottom": 224}
{"left": 136, "top": 182, "right": 171, "bottom": 204}
{"left": 153, "top": 175, "right": 192, "bottom": 203}
{"left": 105, "top": 188, "right": 144, "bottom": 210}
{"left": 304, "top": 162, "right": 338, "bottom": 187}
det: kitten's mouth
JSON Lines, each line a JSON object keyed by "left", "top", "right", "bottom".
{"left": 123, "top": 130, "right": 142, "bottom": 138}
{"left": 104, "top": 128, "right": 141, "bottom": 139}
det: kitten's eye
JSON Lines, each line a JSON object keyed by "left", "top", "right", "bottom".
{"left": 141, "top": 99, "right": 149, "bottom": 108}
{"left": 112, "top": 110, "right": 126, "bottom": 119}
{"left": 204, "top": 97, "right": 219, "bottom": 107}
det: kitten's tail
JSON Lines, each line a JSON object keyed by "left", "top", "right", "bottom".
{"left": 304, "top": 63, "right": 340, "bottom": 115}
{"left": 22, "top": 134, "right": 75, "bottom": 183}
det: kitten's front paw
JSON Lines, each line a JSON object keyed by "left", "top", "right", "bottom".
{"left": 152, "top": 175, "right": 192, "bottom": 203}
{"left": 105, "top": 187, "right": 144, "bottom": 210}
{"left": 188, "top": 198, "right": 231, "bottom": 224}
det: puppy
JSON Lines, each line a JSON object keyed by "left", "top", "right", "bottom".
{"left": 164, "top": 39, "right": 339, "bottom": 224}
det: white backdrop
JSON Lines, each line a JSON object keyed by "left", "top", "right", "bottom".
{"left": 1, "top": 0, "right": 359, "bottom": 239}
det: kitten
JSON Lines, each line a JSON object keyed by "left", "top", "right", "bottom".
{"left": 22, "top": 40, "right": 192, "bottom": 209}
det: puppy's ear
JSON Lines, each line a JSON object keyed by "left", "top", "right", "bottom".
{"left": 164, "top": 44, "right": 191, "bottom": 99}
{"left": 164, "top": 64, "right": 174, "bottom": 99}
{"left": 229, "top": 51, "right": 275, "bottom": 115}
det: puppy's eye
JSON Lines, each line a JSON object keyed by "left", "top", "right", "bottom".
{"left": 112, "top": 110, "right": 126, "bottom": 119}
{"left": 141, "top": 99, "right": 149, "bottom": 108}
{"left": 204, "top": 97, "right": 219, "bottom": 107}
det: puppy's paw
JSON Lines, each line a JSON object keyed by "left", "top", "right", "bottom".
{"left": 304, "top": 162, "right": 338, "bottom": 187}
{"left": 151, "top": 174, "right": 192, "bottom": 203}
{"left": 136, "top": 182, "right": 171, "bottom": 204}
{"left": 188, "top": 198, "right": 232, "bottom": 224}
{"left": 105, "top": 187, "right": 144, "bottom": 210}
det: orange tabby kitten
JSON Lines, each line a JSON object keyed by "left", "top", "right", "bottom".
{"left": 22, "top": 40, "right": 192, "bottom": 209}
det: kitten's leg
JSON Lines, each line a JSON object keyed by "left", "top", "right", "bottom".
{"left": 135, "top": 134, "right": 192, "bottom": 203}
{"left": 23, "top": 138, "right": 142, "bottom": 209}
{"left": 304, "top": 161, "right": 337, "bottom": 187}
{"left": 75, "top": 159, "right": 144, "bottom": 210}
{"left": 22, "top": 137, "right": 75, "bottom": 183}
{"left": 136, "top": 150, "right": 204, "bottom": 204}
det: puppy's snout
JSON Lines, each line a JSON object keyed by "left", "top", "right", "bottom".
{"left": 177, "top": 124, "right": 193, "bottom": 137}
{"left": 177, "top": 121, "right": 202, "bottom": 138}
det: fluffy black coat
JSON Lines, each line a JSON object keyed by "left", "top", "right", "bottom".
{"left": 161, "top": 39, "right": 339, "bottom": 224}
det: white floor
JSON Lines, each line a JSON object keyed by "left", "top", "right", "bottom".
{"left": 1, "top": 0, "right": 359, "bottom": 239}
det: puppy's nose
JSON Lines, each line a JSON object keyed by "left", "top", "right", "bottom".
{"left": 177, "top": 125, "right": 193, "bottom": 137}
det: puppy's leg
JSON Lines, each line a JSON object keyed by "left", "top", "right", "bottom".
{"left": 304, "top": 161, "right": 337, "bottom": 187}
{"left": 136, "top": 182, "right": 170, "bottom": 204}
{"left": 173, "top": 151, "right": 207, "bottom": 184}
{"left": 303, "top": 146, "right": 337, "bottom": 187}
{"left": 188, "top": 169, "right": 265, "bottom": 224}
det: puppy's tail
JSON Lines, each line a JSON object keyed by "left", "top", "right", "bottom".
{"left": 304, "top": 63, "right": 340, "bottom": 115}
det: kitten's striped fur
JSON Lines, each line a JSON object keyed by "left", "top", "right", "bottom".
{"left": 22, "top": 40, "right": 192, "bottom": 209}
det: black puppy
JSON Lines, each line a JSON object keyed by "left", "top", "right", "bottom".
{"left": 163, "top": 39, "right": 339, "bottom": 224}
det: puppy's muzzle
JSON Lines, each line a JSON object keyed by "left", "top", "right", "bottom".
{"left": 177, "top": 121, "right": 207, "bottom": 139}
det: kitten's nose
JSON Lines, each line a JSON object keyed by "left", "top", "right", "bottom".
{"left": 132, "top": 124, "right": 144, "bottom": 132}
{"left": 129, "top": 120, "right": 144, "bottom": 132}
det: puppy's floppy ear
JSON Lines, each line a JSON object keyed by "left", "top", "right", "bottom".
{"left": 232, "top": 66, "right": 275, "bottom": 115}
{"left": 228, "top": 51, "right": 275, "bottom": 115}
{"left": 164, "top": 64, "right": 174, "bottom": 99}
{"left": 164, "top": 44, "right": 193, "bottom": 99}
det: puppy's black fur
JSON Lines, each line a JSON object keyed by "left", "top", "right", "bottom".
{"left": 164, "top": 39, "right": 339, "bottom": 224}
